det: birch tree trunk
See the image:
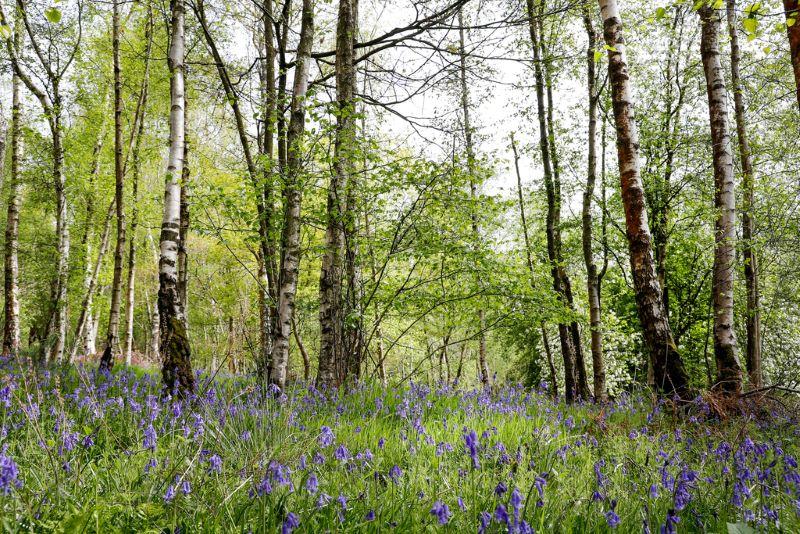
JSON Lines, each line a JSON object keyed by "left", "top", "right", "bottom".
{"left": 269, "top": 0, "right": 315, "bottom": 392}
{"left": 597, "top": 0, "right": 690, "bottom": 396}
{"left": 726, "top": 0, "right": 761, "bottom": 389}
{"left": 785, "top": 0, "right": 800, "bottom": 111}
{"left": 526, "top": 0, "right": 578, "bottom": 401}
{"left": 100, "top": 0, "right": 126, "bottom": 372}
{"left": 699, "top": 4, "right": 742, "bottom": 395}
{"left": 582, "top": 9, "right": 606, "bottom": 401}
{"left": 160, "top": 0, "right": 193, "bottom": 396}
{"left": 177, "top": 109, "right": 189, "bottom": 328}
{"left": 458, "top": 8, "right": 490, "bottom": 387}
{"left": 2, "top": 23, "right": 21, "bottom": 356}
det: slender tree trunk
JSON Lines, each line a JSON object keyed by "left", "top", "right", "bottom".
{"left": 582, "top": 10, "right": 606, "bottom": 401}
{"left": 49, "top": 102, "right": 70, "bottom": 364}
{"left": 785, "top": 0, "right": 800, "bottom": 111}
{"left": 726, "top": 0, "right": 761, "bottom": 389}
{"left": 318, "top": 0, "right": 354, "bottom": 388}
{"left": 458, "top": 8, "right": 490, "bottom": 387}
{"left": 699, "top": 4, "right": 742, "bottom": 395}
{"left": 160, "top": 0, "right": 193, "bottom": 396}
{"left": 511, "top": 133, "right": 558, "bottom": 398}
{"left": 100, "top": 0, "right": 126, "bottom": 372}
{"left": 527, "top": 0, "right": 577, "bottom": 401}
{"left": 2, "top": 25, "right": 21, "bottom": 356}
{"left": 291, "top": 312, "right": 310, "bottom": 381}
{"left": 538, "top": 14, "right": 590, "bottom": 399}
{"left": 256, "top": 0, "right": 278, "bottom": 381}
{"left": 269, "top": 0, "right": 315, "bottom": 392}
{"left": 597, "top": 0, "right": 690, "bottom": 396}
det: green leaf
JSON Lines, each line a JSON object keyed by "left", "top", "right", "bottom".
{"left": 743, "top": 17, "right": 757, "bottom": 35}
{"left": 0, "top": 24, "right": 11, "bottom": 40}
{"left": 44, "top": 7, "right": 62, "bottom": 24}
{"left": 788, "top": 17, "right": 797, "bottom": 28}
{"left": 603, "top": 44, "right": 617, "bottom": 52}
{"left": 655, "top": 7, "right": 666, "bottom": 20}
{"left": 593, "top": 49, "right": 603, "bottom": 62}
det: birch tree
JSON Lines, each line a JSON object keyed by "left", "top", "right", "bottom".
{"left": 160, "top": 0, "right": 193, "bottom": 395}
{"left": 597, "top": 0, "right": 690, "bottom": 396}
{"left": 699, "top": 3, "right": 742, "bottom": 395}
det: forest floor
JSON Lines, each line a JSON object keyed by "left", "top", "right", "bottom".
{"left": 0, "top": 357, "right": 797, "bottom": 533}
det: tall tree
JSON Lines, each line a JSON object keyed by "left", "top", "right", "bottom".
{"left": 699, "top": 3, "right": 742, "bottom": 395}
{"left": 160, "top": 0, "right": 193, "bottom": 395}
{"left": 726, "top": 0, "right": 761, "bottom": 388}
{"left": 511, "top": 133, "right": 558, "bottom": 397}
{"left": 100, "top": 0, "right": 126, "bottom": 372}
{"left": 0, "top": 1, "right": 82, "bottom": 363}
{"left": 269, "top": 0, "right": 315, "bottom": 392}
{"left": 582, "top": 7, "right": 605, "bottom": 401}
{"left": 2, "top": 14, "right": 21, "bottom": 357}
{"left": 318, "top": 0, "right": 357, "bottom": 388}
{"left": 785, "top": 1, "right": 800, "bottom": 111}
{"left": 192, "top": 0, "right": 279, "bottom": 378}
{"left": 526, "top": 0, "right": 579, "bottom": 401}
{"left": 597, "top": 0, "right": 690, "bottom": 395}
{"left": 457, "top": 8, "right": 489, "bottom": 387}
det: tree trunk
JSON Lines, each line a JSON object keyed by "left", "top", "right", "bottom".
{"left": 291, "top": 312, "right": 310, "bottom": 381}
{"left": 597, "top": 0, "right": 690, "bottom": 396}
{"left": 100, "top": 0, "right": 126, "bottom": 372}
{"left": 458, "top": 8, "right": 490, "bottom": 388}
{"left": 49, "top": 106, "right": 70, "bottom": 364}
{"left": 582, "top": 9, "right": 606, "bottom": 401}
{"left": 269, "top": 0, "right": 315, "bottom": 392}
{"left": 728, "top": 22, "right": 761, "bottom": 381}
{"left": 160, "top": 0, "right": 193, "bottom": 396}
{"left": 2, "top": 26, "right": 20, "bottom": 357}
{"left": 538, "top": 14, "right": 590, "bottom": 399}
{"left": 726, "top": 0, "right": 761, "bottom": 389}
{"left": 699, "top": 5, "right": 742, "bottom": 395}
{"left": 511, "top": 133, "right": 557, "bottom": 398}
{"left": 785, "top": 0, "right": 800, "bottom": 111}
{"left": 526, "top": 0, "right": 578, "bottom": 401}
{"left": 318, "top": 0, "right": 353, "bottom": 388}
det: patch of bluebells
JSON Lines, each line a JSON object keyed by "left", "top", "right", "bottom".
{"left": 0, "top": 356, "right": 798, "bottom": 531}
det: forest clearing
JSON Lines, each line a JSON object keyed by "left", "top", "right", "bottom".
{"left": 0, "top": 0, "right": 799, "bottom": 530}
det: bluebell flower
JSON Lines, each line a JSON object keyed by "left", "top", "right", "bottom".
{"left": 281, "top": 512, "right": 300, "bottom": 534}
{"left": 430, "top": 501, "right": 452, "bottom": 524}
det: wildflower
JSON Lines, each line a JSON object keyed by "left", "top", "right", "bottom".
{"left": 430, "top": 501, "right": 452, "bottom": 525}
{"left": 164, "top": 484, "right": 176, "bottom": 503}
{"left": 458, "top": 496, "right": 466, "bottom": 511}
{"left": 319, "top": 426, "right": 335, "bottom": 447}
{"left": 143, "top": 424, "right": 157, "bottom": 451}
{"left": 463, "top": 429, "right": 480, "bottom": 469}
{"left": 334, "top": 444, "right": 350, "bottom": 461}
{"left": 378, "top": 437, "right": 386, "bottom": 449}
{"left": 389, "top": 465, "right": 402, "bottom": 484}
{"left": 180, "top": 480, "right": 191, "bottom": 496}
{"left": 305, "top": 473, "right": 318, "bottom": 494}
{"left": 282, "top": 512, "right": 300, "bottom": 534}
{"left": 365, "top": 510, "right": 375, "bottom": 521}
{"left": 478, "top": 511, "right": 492, "bottom": 534}
{"left": 494, "top": 503, "right": 509, "bottom": 526}
{"left": 208, "top": 454, "right": 222, "bottom": 474}
{"left": 0, "top": 447, "right": 21, "bottom": 494}
{"left": 605, "top": 500, "right": 620, "bottom": 528}
{"left": 495, "top": 481, "right": 507, "bottom": 496}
